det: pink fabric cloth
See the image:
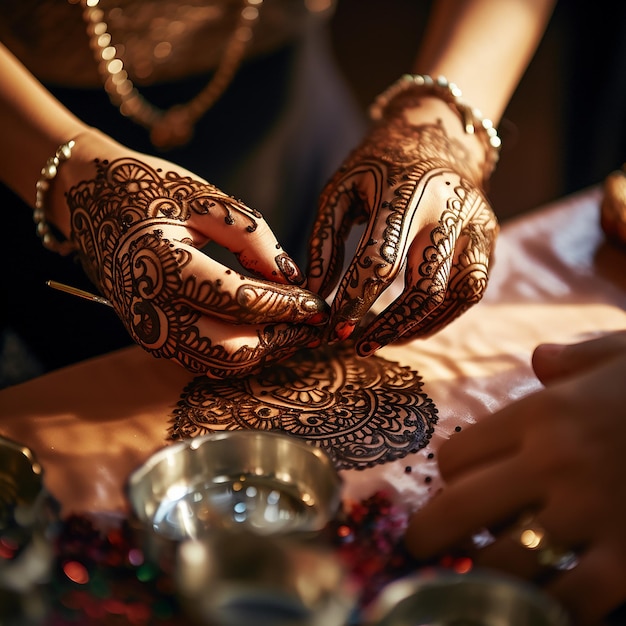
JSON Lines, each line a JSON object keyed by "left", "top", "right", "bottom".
{"left": 1, "top": 186, "right": 625, "bottom": 518}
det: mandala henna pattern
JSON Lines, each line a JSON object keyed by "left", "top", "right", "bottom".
{"left": 308, "top": 108, "right": 497, "bottom": 348}
{"left": 66, "top": 157, "right": 317, "bottom": 377}
{"left": 169, "top": 343, "right": 438, "bottom": 470}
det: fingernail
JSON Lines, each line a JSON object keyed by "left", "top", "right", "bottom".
{"left": 535, "top": 343, "right": 565, "bottom": 359}
{"left": 307, "top": 311, "right": 329, "bottom": 326}
{"left": 330, "top": 320, "right": 356, "bottom": 343}
{"left": 356, "top": 339, "right": 380, "bottom": 357}
{"left": 276, "top": 253, "right": 305, "bottom": 285}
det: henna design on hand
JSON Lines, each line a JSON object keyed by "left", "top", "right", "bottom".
{"left": 307, "top": 105, "right": 498, "bottom": 350}
{"left": 356, "top": 180, "right": 498, "bottom": 356}
{"left": 66, "top": 157, "right": 322, "bottom": 377}
{"left": 170, "top": 342, "right": 438, "bottom": 471}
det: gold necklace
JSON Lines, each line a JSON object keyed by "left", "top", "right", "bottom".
{"left": 76, "top": 0, "right": 264, "bottom": 150}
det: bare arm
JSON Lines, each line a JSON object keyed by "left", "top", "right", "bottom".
{"left": 414, "top": 0, "right": 557, "bottom": 123}
{"left": 307, "top": 0, "right": 557, "bottom": 353}
{"left": 0, "top": 42, "right": 87, "bottom": 207}
{"left": 0, "top": 41, "right": 328, "bottom": 380}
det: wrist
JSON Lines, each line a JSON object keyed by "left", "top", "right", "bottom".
{"left": 34, "top": 138, "right": 78, "bottom": 255}
{"left": 369, "top": 74, "right": 501, "bottom": 183}
{"left": 34, "top": 127, "right": 111, "bottom": 254}
{"left": 49, "top": 128, "right": 124, "bottom": 234}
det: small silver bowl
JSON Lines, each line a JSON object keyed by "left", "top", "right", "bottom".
{"left": 127, "top": 431, "right": 343, "bottom": 543}
{"left": 176, "top": 531, "right": 357, "bottom": 626}
{"left": 365, "top": 569, "right": 571, "bottom": 626}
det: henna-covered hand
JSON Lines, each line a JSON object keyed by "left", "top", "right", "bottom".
{"left": 306, "top": 95, "right": 499, "bottom": 356}
{"left": 61, "top": 138, "right": 327, "bottom": 378}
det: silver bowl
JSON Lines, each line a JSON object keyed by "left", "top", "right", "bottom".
{"left": 176, "top": 531, "right": 357, "bottom": 626}
{"left": 127, "top": 430, "right": 343, "bottom": 543}
{"left": 128, "top": 431, "right": 348, "bottom": 622}
{"left": 365, "top": 569, "right": 571, "bottom": 626}
{"left": 0, "top": 435, "right": 57, "bottom": 625}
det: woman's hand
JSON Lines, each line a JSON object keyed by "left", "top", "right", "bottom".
{"left": 306, "top": 92, "right": 498, "bottom": 356}
{"left": 405, "top": 330, "right": 626, "bottom": 625}
{"left": 53, "top": 130, "right": 328, "bottom": 378}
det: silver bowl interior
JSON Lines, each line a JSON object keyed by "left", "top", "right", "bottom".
{"left": 127, "top": 431, "right": 343, "bottom": 541}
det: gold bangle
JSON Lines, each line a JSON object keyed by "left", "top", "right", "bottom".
{"left": 33, "top": 139, "right": 77, "bottom": 256}
{"left": 369, "top": 74, "right": 502, "bottom": 178}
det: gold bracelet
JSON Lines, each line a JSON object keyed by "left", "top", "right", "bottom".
{"left": 34, "top": 139, "right": 77, "bottom": 256}
{"left": 369, "top": 74, "right": 502, "bottom": 178}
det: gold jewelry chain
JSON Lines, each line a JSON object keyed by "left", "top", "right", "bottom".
{"left": 74, "top": 0, "right": 264, "bottom": 150}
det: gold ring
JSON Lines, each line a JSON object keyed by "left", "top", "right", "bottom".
{"left": 511, "top": 515, "right": 579, "bottom": 571}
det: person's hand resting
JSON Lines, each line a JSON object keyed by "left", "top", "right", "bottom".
{"left": 306, "top": 87, "right": 499, "bottom": 356}
{"left": 49, "top": 129, "right": 328, "bottom": 379}
{"left": 405, "top": 330, "right": 626, "bottom": 626}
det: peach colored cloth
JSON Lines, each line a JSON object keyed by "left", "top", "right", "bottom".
{"left": 1, "top": 186, "right": 625, "bottom": 517}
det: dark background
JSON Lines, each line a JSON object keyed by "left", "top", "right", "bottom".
{"left": 329, "top": 0, "right": 626, "bottom": 222}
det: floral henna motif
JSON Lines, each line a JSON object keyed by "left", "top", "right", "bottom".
{"left": 406, "top": 192, "right": 497, "bottom": 335}
{"left": 169, "top": 343, "right": 438, "bottom": 470}
{"left": 66, "top": 157, "right": 317, "bottom": 377}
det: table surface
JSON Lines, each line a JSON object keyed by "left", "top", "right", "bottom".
{"left": 1, "top": 185, "right": 625, "bottom": 520}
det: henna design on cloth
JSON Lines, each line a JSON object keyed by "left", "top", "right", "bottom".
{"left": 169, "top": 343, "right": 438, "bottom": 471}
{"left": 66, "top": 157, "right": 317, "bottom": 377}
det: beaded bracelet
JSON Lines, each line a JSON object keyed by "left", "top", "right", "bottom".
{"left": 369, "top": 74, "right": 502, "bottom": 178}
{"left": 34, "top": 139, "right": 77, "bottom": 256}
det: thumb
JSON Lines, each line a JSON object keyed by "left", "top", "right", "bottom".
{"left": 532, "top": 330, "right": 626, "bottom": 385}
